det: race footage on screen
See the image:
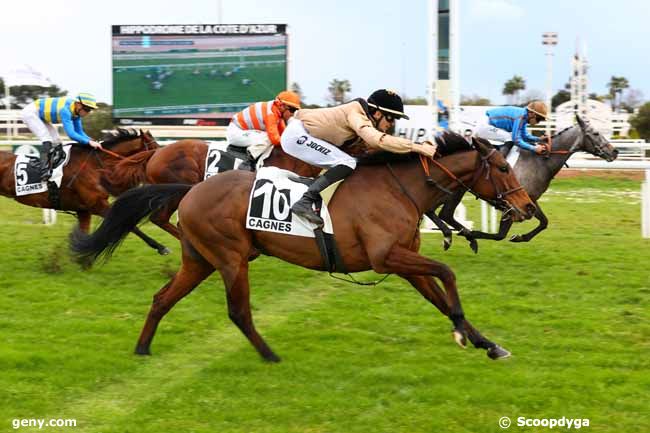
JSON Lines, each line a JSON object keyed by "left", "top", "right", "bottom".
{"left": 112, "top": 24, "right": 287, "bottom": 125}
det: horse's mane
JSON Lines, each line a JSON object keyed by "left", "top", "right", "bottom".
{"left": 357, "top": 131, "right": 476, "bottom": 166}
{"left": 551, "top": 125, "right": 575, "bottom": 138}
{"left": 100, "top": 128, "right": 143, "bottom": 148}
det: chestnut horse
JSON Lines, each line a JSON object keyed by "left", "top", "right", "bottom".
{"left": 71, "top": 133, "right": 536, "bottom": 360}
{"left": 0, "top": 129, "right": 168, "bottom": 253}
{"left": 101, "top": 140, "right": 321, "bottom": 239}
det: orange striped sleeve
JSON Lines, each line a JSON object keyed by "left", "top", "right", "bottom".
{"left": 264, "top": 106, "right": 282, "bottom": 145}
{"left": 236, "top": 111, "right": 248, "bottom": 130}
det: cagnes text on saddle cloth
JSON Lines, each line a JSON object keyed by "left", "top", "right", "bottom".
{"left": 246, "top": 167, "right": 334, "bottom": 237}
{"left": 14, "top": 145, "right": 71, "bottom": 196}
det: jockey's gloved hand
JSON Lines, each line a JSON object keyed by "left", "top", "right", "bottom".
{"left": 414, "top": 141, "right": 437, "bottom": 158}
{"left": 534, "top": 144, "right": 549, "bottom": 155}
{"left": 88, "top": 140, "right": 103, "bottom": 150}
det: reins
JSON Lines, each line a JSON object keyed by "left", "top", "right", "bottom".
{"left": 420, "top": 149, "right": 522, "bottom": 208}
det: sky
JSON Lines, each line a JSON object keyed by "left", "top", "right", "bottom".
{"left": 2, "top": 0, "right": 649, "bottom": 106}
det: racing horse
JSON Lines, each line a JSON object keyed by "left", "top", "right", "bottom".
{"left": 0, "top": 128, "right": 169, "bottom": 254}
{"left": 428, "top": 115, "right": 619, "bottom": 252}
{"left": 100, "top": 139, "right": 321, "bottom": 239}
{"left": 71, "top": 132, "right": 536, "bottom": 360}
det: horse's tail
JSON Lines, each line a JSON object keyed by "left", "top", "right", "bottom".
{"left": 70, "top": 184, "right": 192, "bottom": 264}
{"left": 100, "top": 149, "right": 157, "bottom": 195}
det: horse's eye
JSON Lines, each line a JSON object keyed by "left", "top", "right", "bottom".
{"left": 499, "top": 165, "right": 508, "bottom": 173}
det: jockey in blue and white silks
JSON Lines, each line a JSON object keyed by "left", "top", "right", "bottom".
{"left": 474, "top": 101, "right": 549, "bottom": 155}
{"left": 21, "top": 93, "right": 103, "bottom": 181}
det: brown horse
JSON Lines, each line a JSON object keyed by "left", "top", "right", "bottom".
{"left": 101, "top": 139, "right": 321, "bottom": 239}
{"left": 0, "top": 128, "right": 169, "bottom": 253}
{"left": 71, "top": 133, "right": 536, "bottom": 360}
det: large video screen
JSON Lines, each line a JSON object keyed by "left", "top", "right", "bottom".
{"left": 112, "top": 24, "right": 287, "bottom": 126}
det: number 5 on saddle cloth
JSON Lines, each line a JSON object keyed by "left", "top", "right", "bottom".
{"left": 14, "top": 145, "right": 71, "bottom": 199}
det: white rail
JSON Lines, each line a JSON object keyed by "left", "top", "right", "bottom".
{"left": 481, "top": 160, "right": 650, "bottom": 238}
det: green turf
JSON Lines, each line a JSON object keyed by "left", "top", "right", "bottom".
{"left": 0, "top": 175, "right": 648, "bottom": 432}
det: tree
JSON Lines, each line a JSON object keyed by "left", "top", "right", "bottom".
{"left": 82, "top": 103, "right": 115, "bottom": 139}
{"left": 629, "top": 102, "right": 650, "bottom": 140}
{"left": 0, "top": 77, "right": 66, "bottom": 108}
{"left": 622, "top": 88, "right": 645, "bottom": 111}
{"left": 502, "top": 75, "right": 526, "bottom": 104}
{"left": 522, "top": 89, "right": 545, "bottom": 104}
{"left": 607, "top": 76, "right": 630, "bottom": 111}
{"left": 551, "top": 89, "right": 571, "bottom": 109}
{"left": 289, "top": 82, "right": 303, "bottom": 101}
{"left": 327, "top": 79, "right": 351, "bottom": 106}
{"left": 402, "top": 96, "right": 427, "bottom": 105}
{"left": 460, "top": 94, "right": 491, "bottom": 106}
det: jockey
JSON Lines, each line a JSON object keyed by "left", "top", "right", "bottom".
{"left": 21, "top": 93, "right": 103, "bottom": 181}
{"left": 227, "top": 90, "right": 301, "bottom": 165}
{"left": 282, "top": 89, "right": 437, "bottom": 226}
{"left": 475, "top": 100, "right": 549, "bottom": 156}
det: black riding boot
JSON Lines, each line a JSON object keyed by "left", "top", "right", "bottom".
{"left": 39, "top": 141, "right": 53, "bottom": 181}
{"left": 238, "top": 150, "right": 257, "bottom": 172}
{"left": 291, "top": 165, "right": 354, "bottom": 227}
{"left": 499, "top": 141, "right": 514, "bottom": 157}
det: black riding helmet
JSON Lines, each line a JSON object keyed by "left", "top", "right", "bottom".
{"left": 367, "top": 89, "right": 410, "bottom": 120}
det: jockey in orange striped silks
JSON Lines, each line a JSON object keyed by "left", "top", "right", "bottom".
{"left": 226, "top": 90, "right": 301, "bottom": 165}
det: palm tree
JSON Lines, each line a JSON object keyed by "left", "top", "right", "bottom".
{"left": 502, "top": 75, "right": 526, "bottom": 104}
{"left": 327, "top": 79, "right": 351, "bottom": 106}
{"left": 290, "top": 82, "right": 303, "bottom": 101}
{"left": 607, "top": 76, "right": 630, "bottom": 112}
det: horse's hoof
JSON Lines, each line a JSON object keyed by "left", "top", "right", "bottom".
{"left": 134, "top": 346, "right": 151, "bottom": 356}
{"left": 158, "top": 247, "right": 171, "bottom": 256}
{"left": 487, "top": 344, "right": 511, "bottom": 360}
{"left": 509, "top": 235, "right": 523, "bottom": 243}
{"left": 452, "top": 330, "right": 467, "bottom": 348}
{"left": 469, "top": 239, "right": 479, "bottom": 254}
{"left": 79, "top": 257, "right": 93, "bottom": 270}
{"left": 443, "top": 237, "right": 452, "bottom": 251}
{"left": 263, "top": 353, "right": 281, "bottom": 363}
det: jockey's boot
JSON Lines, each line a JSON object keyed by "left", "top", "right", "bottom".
{"left": 238, "top": 151, "right": 257, "bottom": 172}
{"left": 39, "top": 141, "right": 53, "bottom": 181}
{"left": 499, "top": 141, "right": 514, "bottom": 157}
{"left": 290, "top": 164, "right": 353, "bottom": 227}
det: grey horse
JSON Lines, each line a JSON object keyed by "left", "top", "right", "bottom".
{"left": 427, "top": 115, "right": 619, "bottom": 252}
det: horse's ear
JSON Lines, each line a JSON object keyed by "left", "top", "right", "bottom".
{"left": 575, "top": 114, "right": 586, "bottom": 129}
{"left": 473, "top": 137, "right": 488, "bottom": 156}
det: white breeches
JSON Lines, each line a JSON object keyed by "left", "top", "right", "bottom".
{"left": 226, "top": 122, "right": 272, "bottom": 159}
{"left": 280, "top": 119, "right": 356, "bottom": 169}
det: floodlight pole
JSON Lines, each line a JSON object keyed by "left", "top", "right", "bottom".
{"left": 542, "top": 32, "right": 558, "bottom": 137}
{"left": 427, "top": 0, "right": 438, "bottom": 135}
{"left": 449, "top": 0, "right": 460, "bottom": 132}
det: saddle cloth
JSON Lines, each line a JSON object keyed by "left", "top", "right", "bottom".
{"left": 14, "top": 145, "right": 71, "bottom": 196}
{"left": 203, "top": 141, "right": 274, "bottom": 180}
{"left": 246, "top": 167, "right": 334, "bottom": 238}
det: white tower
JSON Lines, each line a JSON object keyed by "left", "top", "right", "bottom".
{"left": 570, "top": 40, "right": 589, "bottom": 118}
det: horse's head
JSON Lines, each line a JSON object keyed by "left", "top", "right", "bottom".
{"left": 471, "top": 137, "right": 536, "bottom": 222}
{"left": 573, "top": 115, "right": 618, "bottom": 162}
{"left": 100, "top": 128, "right": 159, "bottom": 157}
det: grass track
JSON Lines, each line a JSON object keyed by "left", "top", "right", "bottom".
{"left": 0, "top": 175, "right": 648, "bottom": 432}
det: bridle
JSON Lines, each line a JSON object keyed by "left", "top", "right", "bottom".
{"left": 419, "top": 148, "right": 524, "bottom": 214}
{"left": 545, "top": 125, "right": 611, "bottom": 158}
{"left": 97, "top": 132, "right": 158, "bottom": 160}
